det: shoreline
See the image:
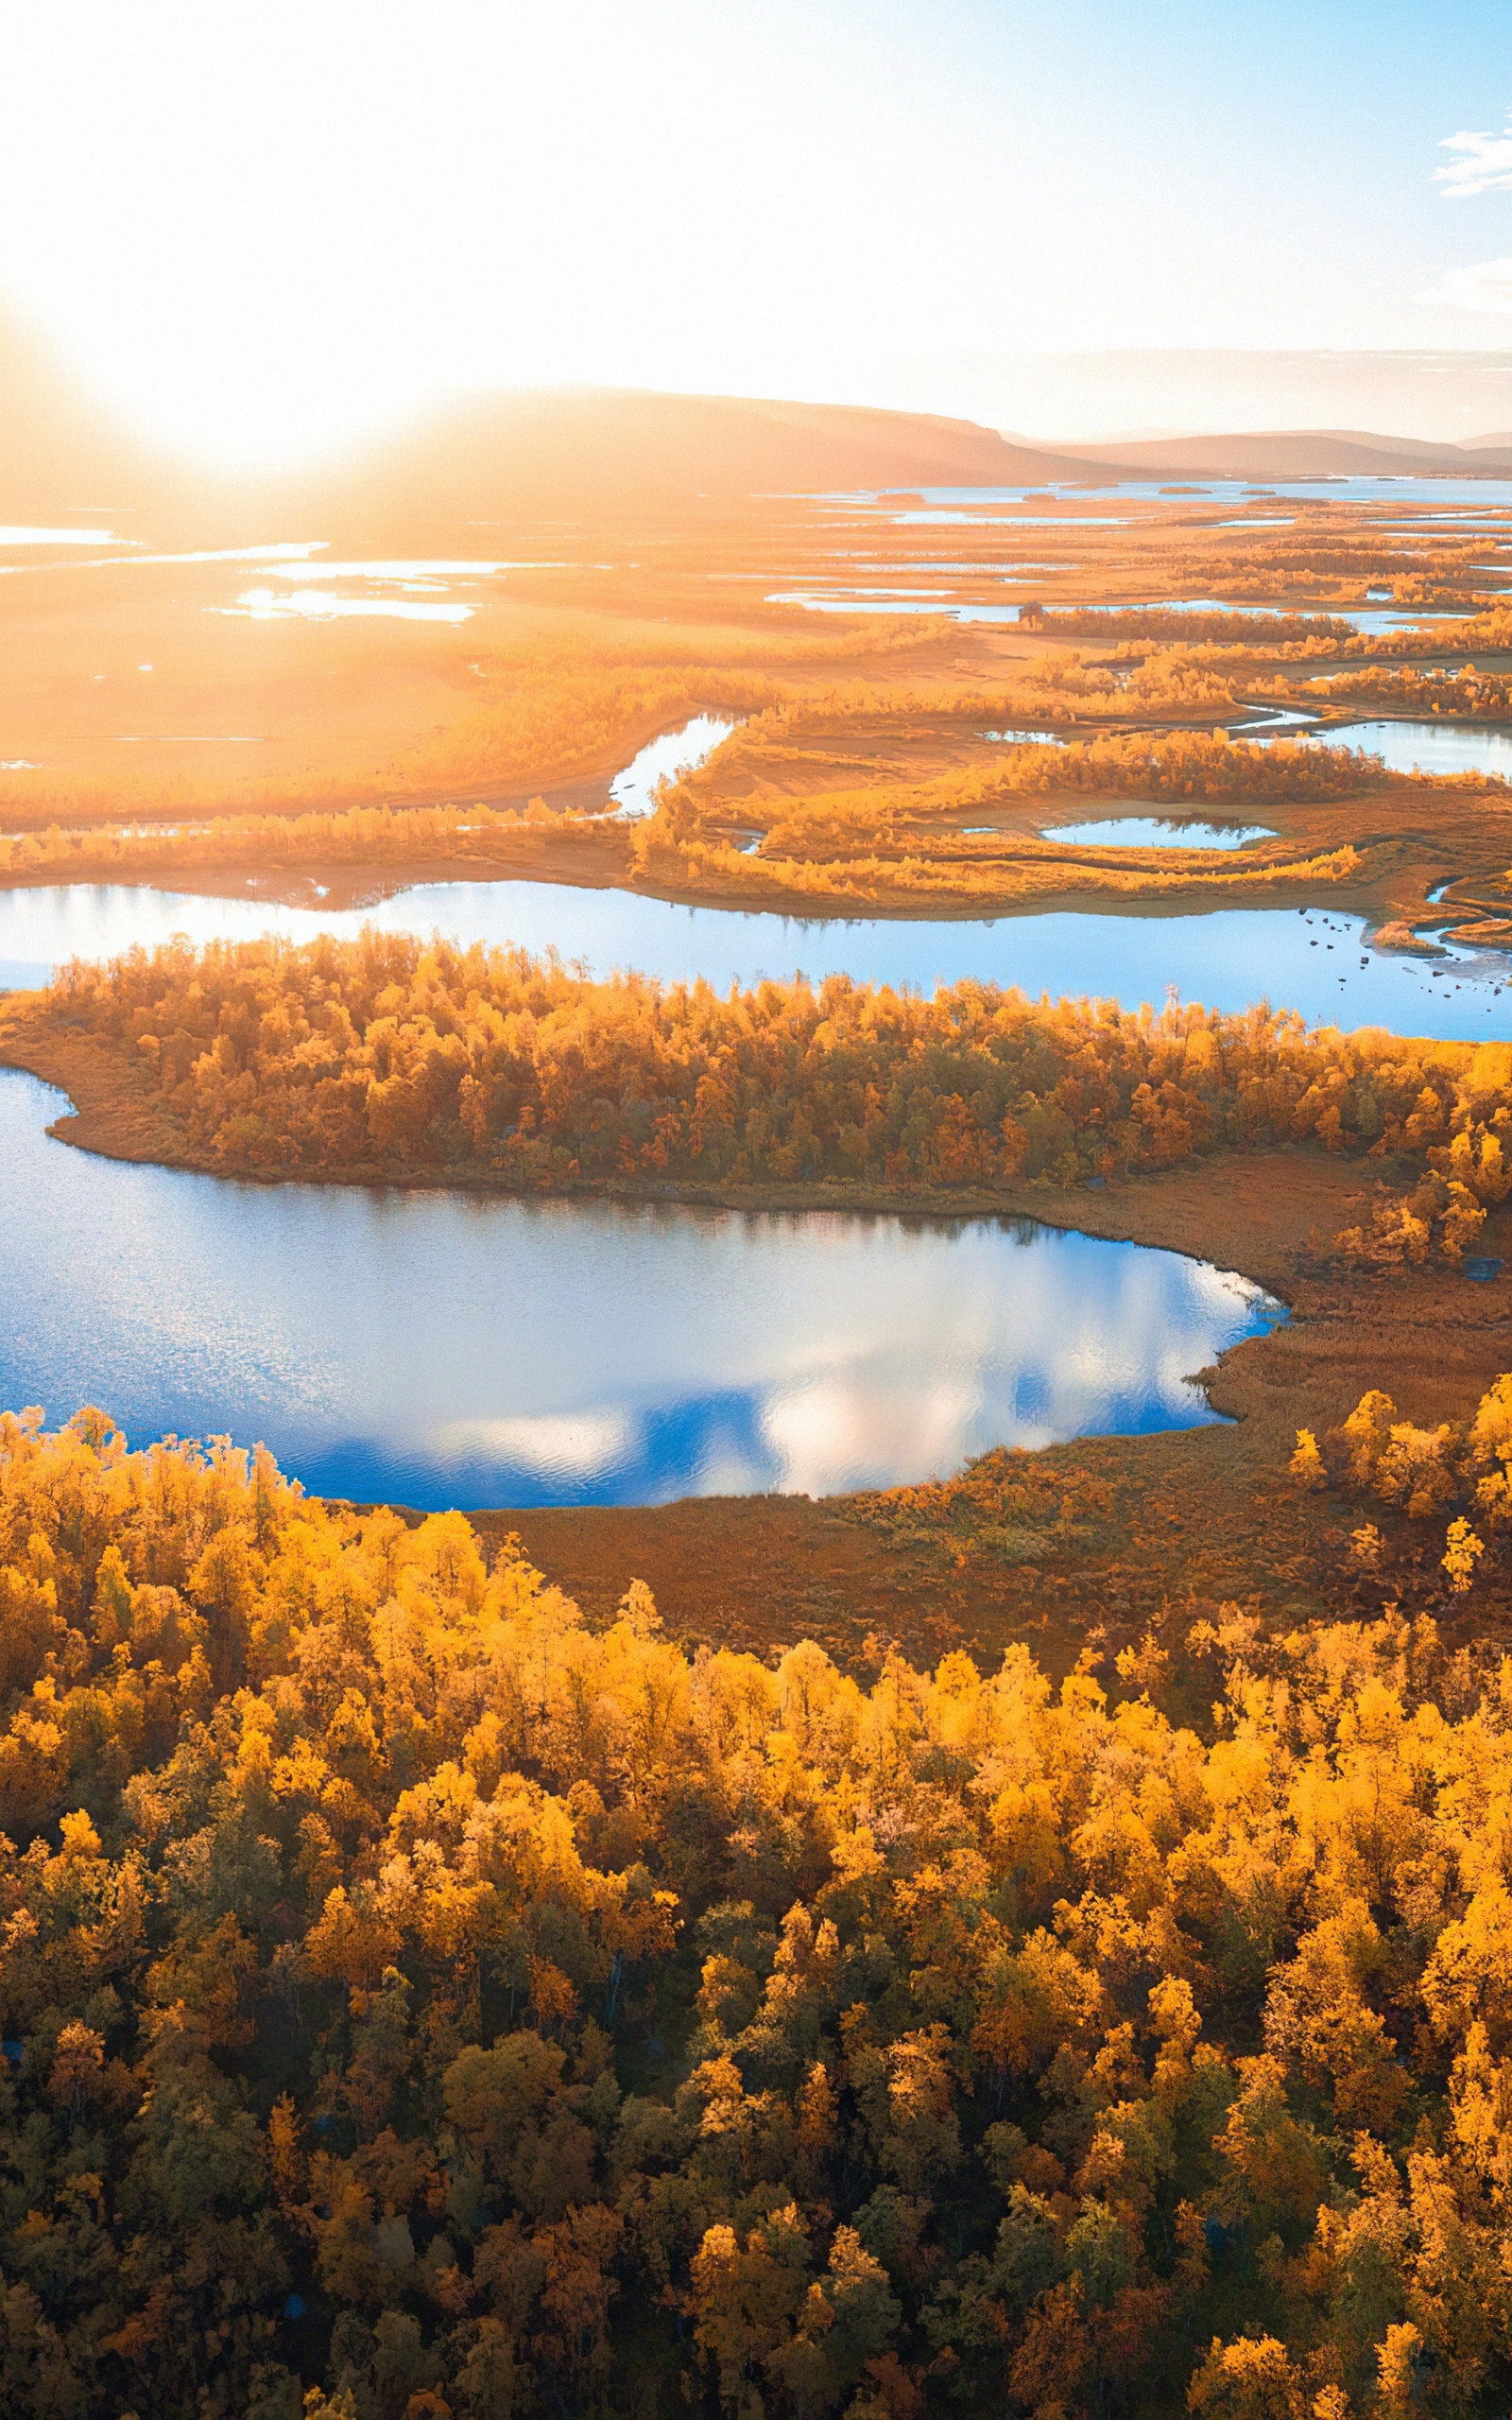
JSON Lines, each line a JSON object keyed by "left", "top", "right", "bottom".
{"left": 0, "top": 823, "right": 1470, "bottom": 938}
{"left": 5, "top": 1015, "right": 1512, "bottom": 1663}
{"left": 0, "top": 1007, "right": 1418, "bottom": 1264}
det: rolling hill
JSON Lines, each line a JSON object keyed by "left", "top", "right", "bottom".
{"left": 1055, "top": 425, "right": 1512, "bottom": 477}
{"left": 0, "top": 309, "right": 1115, "bottom": 541}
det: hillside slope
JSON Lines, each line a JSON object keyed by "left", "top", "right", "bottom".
{"left": 1056, "top": 424, "right": 1512, "bottom": 477}
{"left": 0, "top": 311, "right": 1115, "bottom": 540}
{"left": 285, "top": 386, "right": 1116, "bottom": 543}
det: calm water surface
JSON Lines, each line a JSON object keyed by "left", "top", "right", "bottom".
{"left": 1045, "top": 817, "right": 1277, "bottom": 851}
{"left": 2, "top": 882, "right": 1509, "bottom": 1037}
{"left": 837, "top": 479, "right": 1512, "bottom": 510}
{"left": 1322, "top": 719, "right": 1512, "bottom": 779}
{"left": 609, "top": 716, "right": 735, "bottom": 817}
{"left": 0, "top": 1070, "right": 1282, "bottom": 1509}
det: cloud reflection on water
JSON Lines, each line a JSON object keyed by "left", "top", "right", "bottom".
{"left": 0, "top": 1072, "right": 1281, "bottom": 1509}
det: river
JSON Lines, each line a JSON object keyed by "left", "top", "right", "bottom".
{"left": 1, "top": 879, "right": 1507, "bottom": 1038}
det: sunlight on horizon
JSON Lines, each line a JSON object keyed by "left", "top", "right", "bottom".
{"left": 2, "top": 0, "right": 1510, "bottom": 468}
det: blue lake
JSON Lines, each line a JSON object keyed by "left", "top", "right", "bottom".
{"left": 1, "top": 879, "right": 1509, "bottom": 1037}
{"left": 1322, "top": 719, "right": 1512, "bottom": 780}
{"left": 1044, "top": 818, "right": 1277, "bottom": 851}
{"left": 0, "top": 1069, "right": 1283, "bottom": 1510}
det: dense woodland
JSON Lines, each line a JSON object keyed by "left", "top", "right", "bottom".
{"left": 1018, "top": 607, "right": 1360, "bottom": 646}
{"left": 15, "top": 931, "right": 1512, "bottom": 1269}
{"left": 5, "top": 1406, "right": 1512, "bottom": 2417}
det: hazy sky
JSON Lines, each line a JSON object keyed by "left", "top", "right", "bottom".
{"left": 3, "top": 0, "right": 1511, "bottom": 463}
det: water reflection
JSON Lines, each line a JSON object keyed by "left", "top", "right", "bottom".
{"left": 608, "top": 716, "right": 735, "bottom": 817}
{"left": 0, "top": 1071, "right": 1282, "bottom": 1510}
{"left": 1045, "top": 817, "right": 1277, "bottom": 851}
{"left": 1320, "top": 719, "right": 1512, "bottom": 780}
{"left": 0, "top": 526, "right": 118, "bottom": 545}
{"left": 217, "top": 588, "right": 474, "bottom": 624}
{"left": 1, "top": 882, "right": 1509, "bottom": 1037}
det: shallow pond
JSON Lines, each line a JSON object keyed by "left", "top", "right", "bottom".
{"left": 2, "top": 882, "right": 1510, "bottom": 1037}
{"left": 1044, "top": 818, "right": 1277, "bottom": 851}
{"left": 0, "top": 1070, "right": 1282, "bottom": 1509}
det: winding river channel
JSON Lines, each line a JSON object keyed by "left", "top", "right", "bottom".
{"left": 0, "top": 877, "right": 1507, "bottom": 1038}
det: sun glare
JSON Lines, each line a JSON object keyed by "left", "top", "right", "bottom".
{"left": 3, "top": 0, "right": 1503, "bottom": 468}
{"left": 0, "top": 0, "right": 1008, "bottom": 468}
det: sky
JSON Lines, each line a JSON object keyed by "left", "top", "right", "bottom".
{"left": 2, "top": 0, "right": 1512, "bottom": 464}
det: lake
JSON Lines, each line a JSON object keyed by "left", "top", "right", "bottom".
{"left": 838, "top": 478, "right": 1512, "bottom": 510}
{"left": 0, "top": 1068, "right": 1283, "bottom": 1510}
{"left": 775, "top": 590, "right": 1452, "bottom": 635}
{"left": 1323, "top": 719, "right": 1512, "bottom": 779}
{"left": 1, "top": 880, "right": 1509, "bottom": 1038}
{"left": 1044, "top": 817, "right": 1277, "bottom": 851}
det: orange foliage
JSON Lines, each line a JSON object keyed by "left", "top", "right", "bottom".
{"left": 1, "top": 1409, "right": 1511, "bottom": 2411}
{"left": 20, "top": 934, "right": 1512, "bottom": 1236}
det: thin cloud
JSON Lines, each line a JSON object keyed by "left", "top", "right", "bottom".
{"left": 1417, "top": 256, "right": 1512, "bottom": 312}
{"left": 1435, "top": 120, "right": 1512, "bottom": 197}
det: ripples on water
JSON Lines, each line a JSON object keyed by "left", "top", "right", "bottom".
{"left": 0, "top": 1071, "right": 1282, "bottom": 1509}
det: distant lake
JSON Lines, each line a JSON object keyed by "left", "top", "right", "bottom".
{"left": 1, "top": 880, "right": 1508, "bottom": 1039}
{"left": 0, "top": 1069, "right": 1283, "bottom": 1509}
{"left": 838, "top": 478, "right": 1512, "bottom": 510}
{"left": 1044, "top": 817, "right": 1277, "bottom": 851}
{"left": 774, "top": 590, "right": 1452, "bottom": 635}
{"left": 1322, "top": 719, "right": 1512, "bottom": 780}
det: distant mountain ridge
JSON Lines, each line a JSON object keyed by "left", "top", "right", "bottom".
{"left": 0, "top": 310, "right": 1119, "bottom": 539}
{"left": 1053, "top": 426, "right": 1512, "bottom": 477}
{"left": 9, "top": 302, "right": 1512, "bottom": 541}
{"left": 286, "top": 388, "right": 1119, "bottom": 545}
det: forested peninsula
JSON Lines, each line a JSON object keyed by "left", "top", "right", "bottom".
{"left": 5, "top": 932, "right": 1511, "bottom": 1271}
